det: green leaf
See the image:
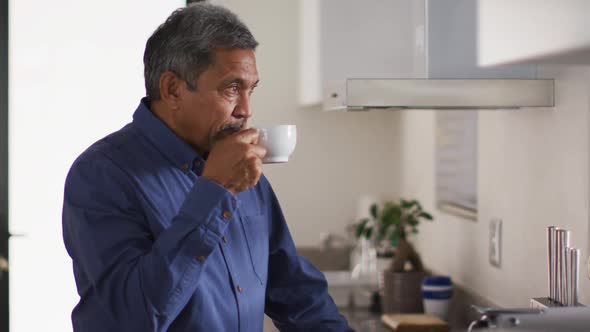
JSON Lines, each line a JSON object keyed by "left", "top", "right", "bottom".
{"left": 401, "top": 199, "right": 419, "bottom": 210}
{"left": 370, "top": 203, "right": 378, "bottom": 220}
{"left": 365, "top": 227, "right": 373, "bottom": 240}
{"left": 384, "top": 201, "right": 397, "bottom": 210}
{"left": 383, "top": 204, "right": 401, "bottom": 221}
{"left": 355, "top": 218, "right": 370, "bottom": 238}
{"left": 378, "top": 222, "right": 389, "bottom": 238}
{"left": 420, "top": 212, "right": 433, "bottom": 220}
{"left": 389, "top": 231, "right": 399, "bottom": 247}
{"left": 381, "top": 210, "right": 395, "bottom": 225}
{"left": 407, "top": 216, "right": 419, "bottom": 226}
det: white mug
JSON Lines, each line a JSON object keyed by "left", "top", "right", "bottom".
{"left": 256, "top": 125, "right": 297, "bottom": 163}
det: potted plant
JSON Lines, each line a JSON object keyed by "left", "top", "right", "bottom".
{"left": 355, "top": 198, "right": 434, "bottom": 313}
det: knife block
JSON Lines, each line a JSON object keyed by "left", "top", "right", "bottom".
{"left": 530, "top": 297, "right": 584, "bottom": 309}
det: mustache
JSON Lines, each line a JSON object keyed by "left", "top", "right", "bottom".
{"left": 212, "top": 120, "right": 246, "bottom": 141}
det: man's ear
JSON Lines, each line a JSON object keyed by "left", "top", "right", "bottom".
{"left": 158, "top": 71, "right": 183, "bottom": 110}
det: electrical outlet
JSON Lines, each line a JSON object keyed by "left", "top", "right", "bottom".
{"left": 489, "top": 218, "right": 502, "bottom": 267}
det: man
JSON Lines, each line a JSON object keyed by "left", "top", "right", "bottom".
{"left": 62, "top": 3, "right": 353, "bottom": 332}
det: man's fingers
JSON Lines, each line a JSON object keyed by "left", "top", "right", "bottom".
{"left": 235, "top": 128, "right": 260, "bottom": 144}
{"left": 250, "top": 144, "right": 267, "bottom": 159}
{"left": 248, "top": 158, "right": 263, "bottom": 187}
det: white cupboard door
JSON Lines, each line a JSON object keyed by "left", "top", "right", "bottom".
{"left": 478, "top": 0, "right": 590, "bottom": 65}
{"left": 320, "top": 0, "right": 422, "bottom": 110}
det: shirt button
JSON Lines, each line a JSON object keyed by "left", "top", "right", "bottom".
{"left": 194, "top": 160, "right": 201, "bottom": 168}
{"left": 237, "top": 285, "right": 243, "bottom": 293}
{"left": 222, "top": 211, "right": 231, "bottom": 219}
{"left": 197, "top": 255, "right": 206, "bottom": 262}
{"left": 181, "top": 163, "right": 189, "bottom": 172}
{"left": 222, "top": 236, "right": 228, "bottom": 244}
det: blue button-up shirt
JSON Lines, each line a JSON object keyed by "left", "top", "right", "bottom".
{"left": 62, "top": 99, "right": 352, "bottom": 331}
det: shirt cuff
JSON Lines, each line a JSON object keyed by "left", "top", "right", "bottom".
{"left": 177, "top": 176, "right": 239, "bottom": 238}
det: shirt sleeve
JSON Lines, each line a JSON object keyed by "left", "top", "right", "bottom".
{"left": 62, "top": 151, "right": 236, "bottom": 331}
{"left": 260, "top": 176, "right": 354, "bottom": 332}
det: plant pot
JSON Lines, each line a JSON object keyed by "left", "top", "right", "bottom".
{"left": 380, "top": 270, "right": 426, "bottom": 314}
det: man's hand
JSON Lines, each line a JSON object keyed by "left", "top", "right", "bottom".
{"left": 202, "top": 128, "right": 267, "bottom": 194}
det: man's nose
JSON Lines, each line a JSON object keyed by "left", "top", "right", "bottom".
{"left": 232, "top": 93, "right": 252, "bottom": 119}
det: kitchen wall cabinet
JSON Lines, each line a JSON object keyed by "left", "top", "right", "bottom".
{"left": 478, "top": 0, "right": 590, "bottom": 66}
{"left": 319, "top": 0, "right": 420, "bottom": 110}
{"left": 319, "top": 0, "right": 536, "bottom": 111}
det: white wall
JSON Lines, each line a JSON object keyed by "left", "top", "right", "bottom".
{"left": 217, "top": 0, "right": 401, "bottom": 246}
{"left": 9, "top": 1, "right": 184, "bottom": 331}
{"left": 399, "top": 65, "right": 590, "bottom": 307}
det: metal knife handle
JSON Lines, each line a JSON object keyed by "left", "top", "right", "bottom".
{"left": 562, "top": 230, "right": 571, "bottom": 305}
{"left": 556, "top": 229, "right": 570, "bottom": 304}
{"left": 558, "top": 230, "right": 570, "bottom": 305}
{"left": 555, "top": 229, "right": 562, "bottom": 304}
{"left": 570, "top": 248, "right": 579, "bottom": 306}
{"left": 547, "top": 226, "right": 556, "bottom": 300}
{"left": 565, "top": 245, "right": 571, "bottom": 305}
{"left": 554, "top": 228, "right": 560, "bottom": 304}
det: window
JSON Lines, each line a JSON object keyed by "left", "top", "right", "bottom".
{"left": 435, "top": 111, "right": 477, "bottom": 220}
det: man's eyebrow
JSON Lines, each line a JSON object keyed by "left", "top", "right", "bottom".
{"left": 219, "top": 77, "right": 260, "bottom": 88}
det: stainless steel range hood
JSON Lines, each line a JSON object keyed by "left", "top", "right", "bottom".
{"left": 317, "top": 1, "right": 557, "bottom": 112}
{"left": 338, "top": 79, "right": 555, "bottom": 111}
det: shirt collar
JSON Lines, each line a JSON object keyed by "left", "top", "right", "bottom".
{"left": 133, "top": 98, "right": 202, "bottom": 171}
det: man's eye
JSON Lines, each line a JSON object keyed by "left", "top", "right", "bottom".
{"left": 226, "top": 85, "right": 240, "bottom": 94}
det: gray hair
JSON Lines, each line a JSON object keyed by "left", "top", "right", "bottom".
{"left": 143, "top": 3, "right": 258, "bottom": 100}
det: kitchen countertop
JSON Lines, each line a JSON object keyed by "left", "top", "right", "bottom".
{"left": 264, "top": 277, "right": 490, "bottom": 331}
{"left": 262, "top": 309, "right": 389, "bottom": 332}
{"left": 263, "top": 306, "right": 467, "bottom": 331}
{"left": 339, "top": 308, "right": 390, "bottom": 332}
{"left": 340, "top": 308, "right": 466, "bottom": 332}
